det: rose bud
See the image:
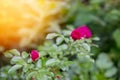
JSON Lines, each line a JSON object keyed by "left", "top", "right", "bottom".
{"left": 56, "top": 75, "right": 61, "bottom": 79}
{"left": 30, "top": 50, "right": 40, "bottom": 61}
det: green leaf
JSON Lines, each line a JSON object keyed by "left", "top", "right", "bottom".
{"left": 4, "top": 52, "right": 13, "bottom": 58}
{"left": 56, "top": 37, "right": 64, "bottom": 45}
{"left": 27, "top": 58, "right": 32, "bottom": 63}
{"left": 96, "top": 53, "right": 113, "bottom": 69}
{"left": 82, "top": 43, "right": 90, "bottom": 52}
{"left": 105, "top": 67, "right": 117, "bottom": 78}
{"left": 23, "top": 64, "right": 29, "bottom": 72}
{"left": 62, "top": 61, "right": 73, "bottom": 67}
{"left": 41, "top": 58, "right": 47, "bottom": 67}
{"left": 92, "top": 37, "right": 100, "bottom": 41}
{"left": 36, "top": 60, "right": 42, "bottom": 68}
{"left": 61, "top": 61, "right": 73, "bottom": 71}
{"left": 46, "top": 59, "right": 60, "bottom": 66}
{"left": 64, "top": 38, "right": 70, "bottom": 43}
{"left": 38, "top": 69, "right": 50, "bottom": 75}
{"left": 46, "top": 33, "right": 58, "bottom": 39}
{"left": 26, "top": 71, "right": 37, "bottom": 80}
{"left": 36, "top": 75, "right": 48, "bottom": 80}
{"left": 59, "top": 44, "right": 68, "bottom": 50}
{"left": 113, "top": 29, "right": 120, "bottom": 49}
{"left": 22, "top": 51, "right": 29, "bottom": 58}
{"left": 36, "top": 72, "right": 50, "bottom": 80}
{"left": 11, "top": 56, "right": 25, "bottom": 65}
{"left": 62, "top": 30, "right": 71, "bottom": 36}
{"left": 23, "top": 64, "right": 34, "bottom": 73}
{"left": 9, "top": 49, "right": 20, "bottom": 56}
{"left": 8, "top": 65, "right": 22, "bottom": 73}
{"left": 29, "top": 64, "right": 34, "bottom": 69}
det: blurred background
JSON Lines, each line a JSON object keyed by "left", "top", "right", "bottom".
{"left": 65, "top": 0, "right": 120, "bottom": 80}
{"left": 0, "top": 0, "right": 120, "bottom": 80}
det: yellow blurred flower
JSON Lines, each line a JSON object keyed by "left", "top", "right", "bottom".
{"left": 0, "top": 0, "right": 69, "bottom": 52}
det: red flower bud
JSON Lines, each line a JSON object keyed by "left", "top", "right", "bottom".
{"left": 56, "top": 75, "right": 61, "bottom": 79}
{"left": 70, "top": 25, "right": 92, "bottom": 40}
{"left": 30, "top": 50, "right": 40, "bottom": 61}
{"left": 31, "top": 76, "right": 34, "bottom": 80}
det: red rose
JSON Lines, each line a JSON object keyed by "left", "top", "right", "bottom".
{"left": 70, "top": 25, "right": 92, "bottom": 40}
{"left": 30, "top": 50, "right": 40, "bottom": 61}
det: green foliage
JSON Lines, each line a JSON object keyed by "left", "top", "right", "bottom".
{"left": 113, "top": 29, "right": 120, "bottom": 49}
{"left": 2, "top": 27, "right": 117, "bottom": 80}
{"left": 96, "top": 53, "right": 117, "bottom": 78}
{"left": 0, "top": 66, "right": 25, "bottom": 80}
{"left": 1, "top": 0, "right": 120, "bottom": 80}
{"left": 65, "top": 0, "right": 120, "bottom": 79}
{"left": 3, "top": 27, "right": 96, "bottom": 80}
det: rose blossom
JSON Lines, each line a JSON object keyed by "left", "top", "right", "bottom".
{"left": 70, "top": 25, "right": 92, "bottom": 40}
{"left": 30, "top": 50, "right": 40, "bottom": 61}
